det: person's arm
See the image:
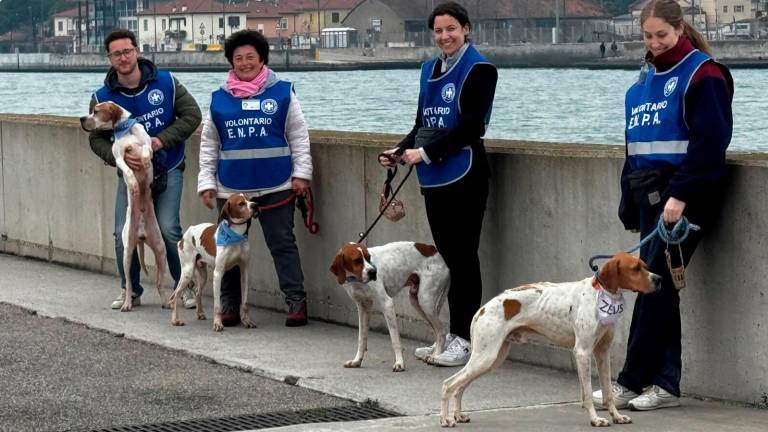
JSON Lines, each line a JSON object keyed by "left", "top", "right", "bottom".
{"left": 419, "top": 63, "right": 498, "bottom": 163}
{"left": 285, "top": 91, "right": 312, "bottom": 182}
{"left": 668, "top": 62, "right": 733, "bottom": 204}
{"left": 197, "top": 110, "right": 221, "bottom": 196}
{"left": 155, "top": 77, "right": 202, "bottom": 148}
{"left": 87, "top": 95, "right": 117, "bottom": 166}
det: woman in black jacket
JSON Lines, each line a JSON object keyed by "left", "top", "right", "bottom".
{"left": 379, "top": 1, "right": 497, "bottom": 367}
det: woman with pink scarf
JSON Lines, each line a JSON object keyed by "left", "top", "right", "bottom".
{"left": 198, "top": 30, "right": 313, "bottom": 327}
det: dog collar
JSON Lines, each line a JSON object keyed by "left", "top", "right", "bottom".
{"left": 345, "top": 275, "right": 358, "bottom": 283}
{"left": 114, "top": 118, "right": 138, "bottom": 140}
{"left": 216, "top": 221, "right": 247, "bottom": 246}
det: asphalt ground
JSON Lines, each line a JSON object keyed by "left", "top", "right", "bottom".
{"left": 0, "top": 303, "right": 353, "bottom": 432}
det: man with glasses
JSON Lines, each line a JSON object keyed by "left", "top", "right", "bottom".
{"left": 88, "top": 29, "right": 202, "bottom": 310}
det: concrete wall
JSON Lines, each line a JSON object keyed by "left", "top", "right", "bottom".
{"left": 1, "top": 115, "right": 766, "bottom": 405}
{"left": 3, "top": 40, "right": 768, "bottom": 71}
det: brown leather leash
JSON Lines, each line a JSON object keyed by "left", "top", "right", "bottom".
{"left": 357, "top": 149, "right": 411, "bottom": 243}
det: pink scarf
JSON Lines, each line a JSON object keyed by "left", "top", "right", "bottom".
{"left": 226, "top": 66, "right": 269, "bottom": 98}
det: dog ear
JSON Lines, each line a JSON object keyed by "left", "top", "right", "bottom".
{"left": 107, "top": 103, "right": 123, "bottom": 124}
{"left": 218, "top": 200, "right": 230, "bottom": 224}
{"left": 329, "top": 252, "right": 346, "bottom": 284}
{"left": 599, "top": 257, "right": 620, "bottom": 294}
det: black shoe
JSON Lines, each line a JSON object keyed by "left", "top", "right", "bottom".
{"left": 285, "top": 300, "right": 308, "bottom": 327}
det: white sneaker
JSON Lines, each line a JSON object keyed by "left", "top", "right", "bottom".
{"left": 592, "top": 383, "right": 640, "bottom": 409}
{"left": 415, "top": 334, "right": 455, "bottom": 361}
{"left": 429, "top": 335, "right": 471, "bottom": 367}
{"left": 110, "top": 289, "right": 141, "bottom": 309}
{"left": 182, "top": 284, "right": 197, "bottom": 309}
{"left": 628, "top": 385, "right": 680, "bottom": 411}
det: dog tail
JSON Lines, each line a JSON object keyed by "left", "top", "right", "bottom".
{"left": 138, "top": 242, "right": 149, "bottom": 276}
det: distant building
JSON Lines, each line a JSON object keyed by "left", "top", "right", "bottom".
{"left": 136, "top": 0, "right": 249, "bottom": 52}
{"left": 343, "top": 0, "right": 608, "bottom": 46}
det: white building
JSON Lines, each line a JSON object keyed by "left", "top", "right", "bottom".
{"left": 136, "top": 0, "right": 250, "bottom": 52}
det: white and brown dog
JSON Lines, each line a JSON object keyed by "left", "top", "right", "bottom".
{"left": 81, "top": 101, "right": 168, "bottom": 312}
{"left": 169, "top": 194, "right": 258, "bottom": 331}
{"left": 330, "top": 241, "right": 450, "bottom": 372}
{"left": 439, "top": 252, "right": 661, "bottom": 428}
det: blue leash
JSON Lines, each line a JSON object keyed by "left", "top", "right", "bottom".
{"left": 589, "top": 216, "right": 700, "bottom": 272}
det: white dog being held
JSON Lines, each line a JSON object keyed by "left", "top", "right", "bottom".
{"left": 80, "top": 101, "right": 168, "bottom": 312}
{"left": 439, "top": 252, "right": 662, "bottom": 428}
{"left": 330, "top": 241, "right": 450, "bottom": 372}
{"left": 169, "top": 193, "right": 258, "bottom": 331}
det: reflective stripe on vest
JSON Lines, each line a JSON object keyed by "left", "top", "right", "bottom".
{"left": 415, "top": 44, "right": 492, "bottom": 188}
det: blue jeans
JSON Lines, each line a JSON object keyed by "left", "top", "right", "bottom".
{"left": 114, "top": 169, "right": 183, "bottom": 297}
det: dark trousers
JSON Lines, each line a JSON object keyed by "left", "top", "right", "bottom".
{"left": 219, "top": 190, "right": 306, "bottom": 313}
{"left": 423, "top": 173, "right": 488, "bottom": 341}
{"left": 617, "top": 204, "right": 707, "bottom": 397}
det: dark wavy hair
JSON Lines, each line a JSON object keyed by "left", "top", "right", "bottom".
{"left": 429, "top": 2, "right": 471, "bottom": 29}
{"left": 104, "top": 29, "right": 137, "bottom": 52}
{"left": 224, "top": 30, "right": 270, "bottom": 66}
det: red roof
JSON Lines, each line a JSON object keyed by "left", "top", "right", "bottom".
{"left": 53, "top": 8, "right": 83, "bottom": 18}
{"left": 137, "top": 0, "right": 251, "bottom": 16}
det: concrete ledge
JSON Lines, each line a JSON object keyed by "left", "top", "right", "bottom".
{"left": 0, "top": 114, "right": 766, "bottom": 405}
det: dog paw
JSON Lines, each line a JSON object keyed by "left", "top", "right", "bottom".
{"left": 241, "top": 317, "right": 256, "bottom": 328}
{"left": 392, "top": 362, "right": 405, "bottom": 372}
{"left": 343, "top": 360, "right": 362, "bottom": 368}
{"left": 612, "top": 414, "right": 632, "bottom": 424}
{"left": 120, "top": 302, "right": 132, "bottom": 312}
{"left": 455, "top": 413, "right": 470, "bottom": 424}
{"left": 171, "top": 319, "right": 185, "bottom": 326}
{"left": 590, "top": 416, "right": 611, "bottom": 427}
{"left": 197, "top": 313, "right": 207, "bottom": 320}
{"left": 213, "top": 320, "right": 224, "bottom": 332}
{"left": 439, "top": 416, "right": 456, "bottom": 427}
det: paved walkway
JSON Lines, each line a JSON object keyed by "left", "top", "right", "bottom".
{"left": 1, "top": 253, "right": 766, "bottom": 431}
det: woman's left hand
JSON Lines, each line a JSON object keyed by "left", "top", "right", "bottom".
{"left": 400, "top": 149, "right": 423, "bottom": 166}
{"left": 663, "top": 197, "right": 686, "bottom": 224}
{"left": 292, "top": 178, "right": 310, "bottom": 195}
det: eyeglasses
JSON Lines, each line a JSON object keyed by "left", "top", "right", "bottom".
{"left": 107, "top": 48, "right": 136, "bottom": 60}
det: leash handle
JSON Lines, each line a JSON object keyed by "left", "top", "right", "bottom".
{"left": 588, "top": 216, "right": 700, "bottom": 271}
{"left": 296, "top": 189, "right": 320, "bottom": 235}
{"left": 358, "top": 164, "right": 414, "bottom": 243}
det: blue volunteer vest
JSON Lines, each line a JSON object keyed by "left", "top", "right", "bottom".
{"left": 210, "top": 80, "right": 293, "bottom": 191}
{"left": 625, "top": 50, "right": 710, "bottom": 170}
{"left": 416, "top": 44, "right": 492, "bottom": 188}
{"left": 94, "top": 70, "right": 183, "bottom": 172}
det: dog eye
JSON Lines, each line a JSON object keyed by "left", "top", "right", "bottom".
{"left": 354, "top": 258, "right": 363, "bottom": 264}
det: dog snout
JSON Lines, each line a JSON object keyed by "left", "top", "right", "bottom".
{"left": 248, "top": 201, "right": 260, "bottom": 219}
{"left": 650, "top": 273, "right": 662, "bottom": 293}
{"left": 367, "top": 268, "right": 377, "bottom": 281}
{"left": 79, "top": 116, "right": 92, "bottom": 131}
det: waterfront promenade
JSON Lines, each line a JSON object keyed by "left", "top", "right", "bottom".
{"left": 1, "top": 253, "right": 766, "bottom": 431}
{"left": 1, "top": 115, "right": 767, "bottom": 425}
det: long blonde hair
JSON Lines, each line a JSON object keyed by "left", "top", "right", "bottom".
{"left": 640, "top": 0, "right": 712, "bottom": 56}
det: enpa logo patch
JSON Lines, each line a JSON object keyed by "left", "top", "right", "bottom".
{"left": 441, "top": 83, "right": 456, "bottom": 103}
{"left": 261, "top": 99, "right": 278, "bottom": 115}
{"left": 663, "top": 76, "right": 678, "bottom": 97}
{"left": 148, "top": 89, "right": 164, "bottom": 106}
